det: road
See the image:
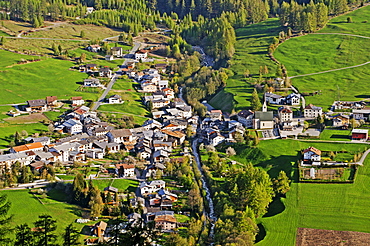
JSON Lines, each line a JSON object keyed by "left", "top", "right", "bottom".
{"left": 91, "top": 42, "right": 141, "bottom": 111}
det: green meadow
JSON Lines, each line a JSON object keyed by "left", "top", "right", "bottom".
{"left": 237, "top": 139, "right": 370, "bottom": 246}
{"left": 209, "top": 18, "right": 283, "bottom": 112}
{"left": 273, "top": 5, "right": 370, "bottom": 109}
{"left": 0, "top": 50, "right": 98, "bottom": 104}
{"left": 98, "top": 78, "right": 150, "bottom": 125}
{"left": 3, "top": 190, "right": 84, "bottom": 241}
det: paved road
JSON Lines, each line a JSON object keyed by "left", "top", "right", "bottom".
{"left": 288, "top": 32, "right": 370, "bottom": 79}
{"left": 91, "top": 42, "right": 141, "bottom": 111}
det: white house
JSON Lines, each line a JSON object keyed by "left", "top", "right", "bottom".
{"left": 84, "top": 78, "right": 102, "bottom": 87}
{"left": 140, "top": 180, "right": 165, "bottom": 195}
{"left": 86, "top": 44, "right": 100, "bottom": 52}
{"left": 265, "top": 93, "right": 284, "bottom": 105}
{"left": 304, "top": 104, "right": 322, "bottom": 118}
{"left": 111, "top": 47, "right": 123, "bottom": 57}
{"left": 99, "top": 67, "right": 112, "bottom": 78}
{"left": 303, "top": 146, "right": 321, "bottom": 163}
{"left": 116, "top": 164, "right": 136, "bottom": 177}
{"left": 286, "top": 93, "right": 301, "bottom": 105}
{"left": 108, "top": 94, "right": 123, "bottom": 104}
{"left": 237, "top": 110, "right": 254, "bottom": 128}
{"left": 71, "top": 96, "right": 84, "bottom": 106}
{"left": 107, "top": 129, "right": 134, "bottom": 143}
{"left": 135, "top": 50, "right": 148, "bottom": 60}
{"left": 278, "top": 106, "right": 293, "bottom": 122}
{"left": 158, "top": 80, "right": 169, "bottom": 89}
{"left": 253, "top": 111, "right": 274, "bottom": 129}
{"left": 352, "top": 109, "right": 370, "bottom": 121}
{"left": 63, "top": 119, "right": 83, "bottom": 134}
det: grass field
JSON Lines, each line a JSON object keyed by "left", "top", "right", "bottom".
{"left": 91, "top": 179, "right": 139, "bottom": 193}
{"left": 3, "top": 189, "right": 84, "bottom": 242}
{"left": 252, "top": 139, "right": 370, "bottom": 246}
{"left": 98, "top": 79, "right": 150, "bottom": 124}
{"left": 319, "top": 129, "right": 351, "bottom": 141}
{"left": 273, "top": 5, "right": 370, "bottom": 109}
{"left": 209, "top": 18, "right": 283, "bottom": 112}
{"left": 0, "top": 50, "right": 98, "bottom": 104}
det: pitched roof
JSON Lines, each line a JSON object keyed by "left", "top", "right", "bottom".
{"left": 279, "top": 106, "right": 292, "bottom": 113}
{"left": 115, "top": 163, "right": 135, "bottom": 169}
{"left": 46, "top": 96, "right": 57, "bottom": 104}
{"left": 71, "top": 96, "right": 83, "bottom": 100}
{"left": 109, "top": 129, "right": 132, "bottom": 138}
{"left": 254, "top": 111, "right": 273, "bottom": 121}
{"left": 305, "top": 104, "right": 322, "bottom": 110}
{"left": 303, "top": 146, "right": 321, "bottom": 155}
{"left": 161, "top": 130, "right": 186, "bottom": 139}
{"left": 237, "top": 110, "right": 254, "bottom": 118}
{"left": 27, "top": 99, "right": 46, "bottom": 107}
{"left": 12, "top": 142, "right": 43, "bottom": 152}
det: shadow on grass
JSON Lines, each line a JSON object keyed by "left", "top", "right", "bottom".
{"left": 255, "top": 223, "right": 266, "bottom": 243}
{"left": 263, "top": 196, "right": 285, "bottom": 218}
{"left": 330, "top": 134, "right": 350, "bottom": 139}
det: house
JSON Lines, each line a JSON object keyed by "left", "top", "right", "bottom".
{"left": 92, "top": 221, "right": 107, "bottom": 238}
{"left": 111, "top": 47, "right": 123, "bottom": 57}
{"left": 87, "top": 44, "right": 101, "bottom": 52}
{"left": 303, "top": 146, "right": 321, "bottom": 164}
{"left": 208, "top": 110, "right": 223, "bottom": 120}
{"left": 152, "top": 99, "right": 170, "bottom": 109}
{"left": 108, "top": 94, "right": 123, "bottom": 104}
{"left": 331, "top": 114, "right": 350, "bottom": 127}
{"left": 161, "top": 130, "right": 186, "bottom": 145}
{"left": 265, "top": 93, "right": 284, "bottom": 105}
{"left": 140, "top": 180, "right": 165, "bottom": 195}
{"left": 353, "top": 109, "right": 370, "bottom": 121}
{"left": 115, "top": 163, "right": 135, "bottom": 177}
{"left": 26, "top": 99, "right": 47, "bottom": 112}
{"left": 209, "top": 132, "right": 225, "bottom": 146}
{"left": 0, "top": 152, "right": 35, "bottom": 168}
{"left": 153, "top": 150, "right": 170, "bottom": 163}
{"left": 304, "top": 104, "right": 322, "bottom": 118}
{"left": 162, "top": 88, "right": 175, "bottom": 99}
{"left": 158, "top": 80, "right": 169, "bottom": 89}
{"left": 93, "top": 141, "right": 120, "bottom": 153}
{"left": 141, "top": 83, "right": 157, "bottom": 92}
{"left": 99, "top": 67, "right": 112, "bottom": 78}
{"left": 351, "top": 129, "right": 368, "bottom": 141}
{"left": 278, "top": 106, "right": 293, "bottom": 123}
{"left": 153, "top": 211, "right": 177, "bottom": 231}
{"left": 142, "top": 119, "right": 162, "bottom": 130}
{"left": 253, "top": 111, "right": 274, "bottom": 129}
{"left": 10, "top": 142, "right": 44, "bottom": 153}
{"left": 107, "top": 129, "right": 134, "bottom": 143}
{"left": 71, "top": 96, "right": 84, "bottom": 106}
{"left": 286, "top": 93, "right": 301, "bottom": 105}
{"left": 237, "top": 110, "right": 254, "bottom": 128}
{"left": 24, "top": 137, "right": 50, "bottom": 146}
{"left": 135, "top": 50, "right": 148, "bottom": 60}
{"left": 105, "top": 55, "right": 114, "bottom": 61}
{"left": 85, "top": 64, "right": 98, "bottom": 72}
{"left": 46, "top": 96, "right": 58, "bottom": 107}
{"left": 62, "top": 119, "right": 83, "bottom": 134}
{"left": 84, "top": 79, "right": 102, "bottom": 87}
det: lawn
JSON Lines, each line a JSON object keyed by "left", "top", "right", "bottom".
{"left": 3, "top": 189, "right": 84, "bottom": 242}
{"left": 209, "top": 18, "right": 283, "bottom": 112}
{"left": 91, "top": 179, "right": 139, "bottom": 193}
{"left": 319, "top": 129, "right": 351, "bottom": 141}
{"left": 0, "top": 50, "right": 98, "bottom": 104}
{"left": 273, "top": 5, "right": 370, "bottom": 109}
{"left": 251, "top": 139, "right": 370, "bottom": 246}
{"left": 98, "top": 79, "right": 150, "bottom": 124}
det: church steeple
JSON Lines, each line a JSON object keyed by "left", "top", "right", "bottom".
{"left": 262, "top": 98, "right": 267, "bottom": 112}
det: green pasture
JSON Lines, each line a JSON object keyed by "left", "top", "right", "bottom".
{"left": 98, "top": 79, "right": 150, "bottom": 123}
{"left": 273, "top": 5, "right": 370, "bottom": 109}
{"left": 251, "top": 139, "right": 370, "bottom": 245}
{"left": 0, "top": 122, "right": 48, "bottom": 148}
{"left": 209, "top": 18, "right": 283, "bottom": 112}
{"left": 91, "top": 179, "right": 139, "bottom": 193}
{"left": 0, "top": 50, "right": 98, "bottom": 104}
{"left": 274, "top": 34, "right": 370, "bottom": 76}
{"left": 3, "top": 190, "right": 84, "bottom": 241}
{"left": 320, "top": 129, "right": 351, "bottom": 141}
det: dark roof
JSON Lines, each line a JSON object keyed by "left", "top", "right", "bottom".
{"left": 99, "top": 67, "right": 111, "bottom": 72}
{"left": 237, "top": 110, "right": 254, "bottom": 118}
{"left": 104, "top": 186, "right": 118, "bottom": 193}
{"left": 111, "top": 47, "right": 122, "bottom": 51}
{"left": 254, "top": 111, "right": 273, "bottom": 121}
{"left": 27, "top": 99, "right": 46, "bottom": 107}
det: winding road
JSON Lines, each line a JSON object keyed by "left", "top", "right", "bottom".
{"left": 288, "top": 32, "right": 370, "bottom": 79}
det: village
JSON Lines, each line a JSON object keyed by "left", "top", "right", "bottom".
{"left": 1, "top": 40, "right": 370, "bottom": 244}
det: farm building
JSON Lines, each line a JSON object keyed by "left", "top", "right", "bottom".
{"left": 351, "top": 129, "right": 368, "bottom": 141}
